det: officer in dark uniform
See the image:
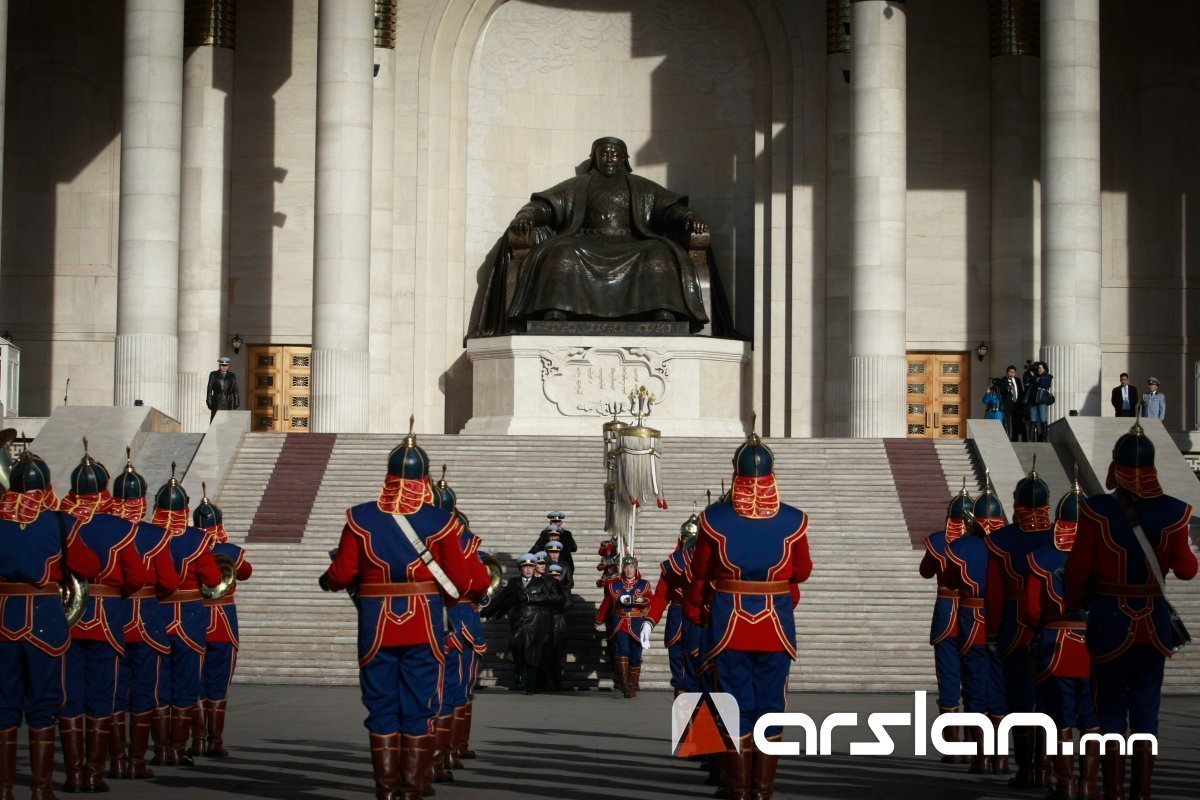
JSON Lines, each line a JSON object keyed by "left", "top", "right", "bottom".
{"left": 545, "top": 563, "right": 571, "bottom": 690}
{"left": 205, "top": 356, "right": 240, "bottom": 423}
{"left": 530, "top": 512, "right": 577, "bottom": 573}
{"left": 57, "top": 443, "right": 148, "bottom": 792}
{"left": 985, "top": 465, "right": 1054, "bottom": 786}
{"left": 919, "top": 486, "right": 972, "bottom": 762}
{"left": 1023, "top": 476, "right": 1098, "bottom": 800}
{"left": 107, "top": 453, "right": 182, "bottom": 780}
{"left": 649, "top": 513, "right": 698, "bottom": 697}
{"left": 483, "top": 554, "right": 537, "bottom": 690}
{"left": 946, "top": 482, "right": 1008, "bottom": 774}
{"left": 192, "top": 489, "right": 253, "bottom": 758}
{"left": 0, "top": 448, "right": 102, "bottom": 799}
{"left": 685, "top": 429, "right": 813, "bottom": 800}
{"left": 319, "top": 427, "right": 475, "bottom": 800}
{"left": 482, "top": 554, "right": 562, "bottom": 695}
{"left": 1065, "top": 418, "right": 1197, "bottom": 799}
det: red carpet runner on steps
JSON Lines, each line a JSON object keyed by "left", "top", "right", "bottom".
{"left": 247, "top": 433, "right": 337, "bottom": 543}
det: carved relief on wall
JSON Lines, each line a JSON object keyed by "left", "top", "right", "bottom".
{"left": 540, "top": 346, "right": 670, "bottom": 417}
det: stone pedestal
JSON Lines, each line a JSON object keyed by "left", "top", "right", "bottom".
{"left": 463, "top": 336, "right": 751, "bottom": 436}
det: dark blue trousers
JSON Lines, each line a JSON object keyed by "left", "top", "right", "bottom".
{"left": 713, "top": 649, "right": 790, "bottom": 737}
{"left": 1002, "top": 647, "right": 1037, "bottom": 713}
{"left": 0, "top": 642, "right": 64, "bottom": 728}
{"left": 960, "top": 645, "right": 1005, "bottom": 715}
{"left": 1092, "top": 644, "right": 1165, "bottom": 735}
{"left": 201, "top": 642, "right": 237, "bottom": 702}
{"left": 360, "top": 645, "right": 441, "bottom": 736}
{"left": 611, "top": 630, "right": 643, "bottom": 667}
{"left": 61, "top": 640, "right": 120, "bottom": 717}
{"left": 933, "top": 638, "right": 962, "bottom": 708}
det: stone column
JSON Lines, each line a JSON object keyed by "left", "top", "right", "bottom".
{"left": 989, "top": 0, "right": 1041, "bottom": 378}
{"left": 848, "top": 0, "right": 907, "bottom": 438}
{"left": 824, "top": 0, "right": 852, "bottom": 437}
{"left": 115, "top": 0, "right": 185, "bottom": 416}
{"left": 369, "top": 2, "right": 396, "bottom": 432}
{"left": 1040, "top": 0, "right": 1101, "bottom": 417}
{"left": 178, "top": 0, "right": 236, "bottom": 432}
{"left": 311, "top": 0, "right": 373, "bottom": 433}
{"left": 0, "top": 0, "right": 8, "bottom": 257}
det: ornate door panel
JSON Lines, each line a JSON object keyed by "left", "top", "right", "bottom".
{"left": 248, "top": 345, "right": 312, "bottom": 433}
{"left": 906, "top": 353, "right": 968, "bottom": 439}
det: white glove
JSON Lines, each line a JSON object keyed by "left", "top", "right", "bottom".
{"left": 640, "top": 621, "right": 653, "bottom": 650}
{"left": 619, "top": 594, "right": 631, "bottom": 604}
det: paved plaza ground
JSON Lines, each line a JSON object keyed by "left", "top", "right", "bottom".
{"left": 13, "top": 686, "right": 1199, "bottom": 799}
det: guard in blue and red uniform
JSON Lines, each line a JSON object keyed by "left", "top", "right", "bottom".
{"left": 946, "top": 482, "right": 1008, "bottom": 774}
{"left": 0, "top": 447, "right": 102, "bottom": 800}
{"left": 648, "top": 513, "right": 698, "bottom": 697}
{"left": 1023, "top": 476, "right": 1098, "bottom": 800}
{"left": 985, "top": 464, "right": 1054, "bottom": 786}
{"left": 685, "top": 429, "right": 812, "bottom": 800}
{"left": 191, "top": 488, "right": 253, "bottom": 759}
{"left": 1065, "top": 418, "right": 1197, "bottom": 799}
{"left": 148, "top": 468, "right": 223, "bottom": 768}
{"left": 595, "top": 556, "right": 654, "bottom": 699}
{"left": 919, "top": 485, "right": 972, "bottom": 763}
{"left": 107, "top": 454, "right": 182, "bottom": 780}
{"left": 319, "top": 426, "right": 474, "bottom": 800}
{"left": 57, "top": 442, "right": 148, "bottom": 792}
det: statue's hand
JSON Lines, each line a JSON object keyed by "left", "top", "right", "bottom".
{"left": 509, "top": 214, "right": 534, "bottom": 237}
{"left": 686, "top": 215, "right": 709, "bottom": 235}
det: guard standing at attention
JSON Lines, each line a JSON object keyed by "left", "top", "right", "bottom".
{"left": 318, "top": 423, "right": 474, "bottom": 800}
{"left": 1065, "top": 417, "right": 1196, "bottom": 799}
{"left": 685, "top": 426, "right": 813, "bottom": 800}
{"left": 648, "top": 513, "right": 699, "bottom": 696}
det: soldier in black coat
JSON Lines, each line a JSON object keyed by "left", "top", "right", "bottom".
{"left": 480, "top": 554, "right": 564, "bottom": 694}
{"left": 529, "top": 512, "right": 577, "bottom": 573}
{"left": 205, "top": 357, "right": 240, "bottom": 422}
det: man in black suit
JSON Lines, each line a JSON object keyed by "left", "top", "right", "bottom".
{"left": 998, "top": 365, "right": 1025, "bottom": 441}
{"left": 1110, "top": 372, "right": 1135, "bottom": 417}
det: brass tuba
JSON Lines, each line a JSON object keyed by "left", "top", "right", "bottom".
{"left": 61, "top": 574, "right": 89, "bottom": 628}
{"left": 478, "top": 554, "right": 503, "bottom": 608}
{"left": 202, "top": 553, "right": 238, "bottom": 601}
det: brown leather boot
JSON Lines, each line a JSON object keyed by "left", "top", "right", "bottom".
{"left": 370, "top": 732, "right": 400, "bottom": 800}
{"left": 149, "top": 707, "right": 169, "bottom": 767}
{"left": 1128, "top": 740, "right": 1153, "bottom": 800}
{"left": 936, "top": 707, "right": 963, "bottom": 764}
{"left": 58, "top": 714, "right": 85, "bottom": 792}
{"left": 1048, "top": 728, "right": 1077, "bottom": 800}
{"left": 674, "top": 687, "right": 686, "bottom": 699}
{"left": 0, "top": 726, "right": 17, "bottom": 800}
{"left": 430, "top": 716, "right": 453, "bottom": 783}
{"left": 449, "top": 705, "right": 472, "bottom": 763}
{"left": 1102, "top": 740, "right": 1126, "bottom": 800}
{"left": 83, "top": 716, "right": 111, "bottom": 792}
{"left": 988, "top": 714, "right": 1009, "bottom": 774}
{"left": 207, "top": 700, "right": 230, "bottom": 758}
{"left": 1078, "top": 730, "right": 1101, "bottom": 799}
{"left": 966, "top": 726, "right": 988, "bottom": 774}
{"left": 628, "top": 666, "right": 641, "bottom": 698}
{"left": 188, "top": 702, "right": 207, "bottom": 757}
{"left": 1008, "top": 728, "right": 1038, "bottom": 788}
{"left": 751, "top": 735, "right": 780, "bottom": 800}
{"left": 444, "top": 710, "right": 463, "bottom": 770}
{"left": 128, "top": 711, "right": 155, "bottom": 779}
{"left": 723, "top": 734, "right": 753, "bottom": 800}
{"left": 108, "top": 712, "right": 129, "bottom": 779}
{"left": 399, "top": 733, "right": 433, "bottom": 800}
{"left": 29, "top": 726, "right": 59, "bottom": 800}
{"left": 614, "top": 657, "right": 631, "bottom": 698}
{"left": 1035, "top": 727, "right": 1052, "bottom": 787}
{"left": 170, "top": 706, "right": 195, "bottom": 766}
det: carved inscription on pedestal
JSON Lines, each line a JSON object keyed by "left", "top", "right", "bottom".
{"left": 541, "top": 347, "right": 669, "bottom": 417}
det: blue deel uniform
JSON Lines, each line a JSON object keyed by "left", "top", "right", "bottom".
{"left": 920, "top": 528, "right": 962, "bottom": 710}
{"left": 946, "top": 533, "right": 1005, "bottom": 715}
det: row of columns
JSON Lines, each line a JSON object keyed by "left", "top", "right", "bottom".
{"left": 845, "top": 0, "right": 1101, "bottom": 436}
{"left": 113, "top": 0, "right": 380, "bottom": 432}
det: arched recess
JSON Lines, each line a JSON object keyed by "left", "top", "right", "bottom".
{"left": 399, "top": 0, "right": 820, "bottom": 436}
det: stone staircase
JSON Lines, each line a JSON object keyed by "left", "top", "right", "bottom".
{"left": 213, "top": 432, "right": 1200, "bottom": 692}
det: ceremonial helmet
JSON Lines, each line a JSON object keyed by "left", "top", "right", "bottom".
{"left": 192, "top": 483, "right": 223, "bottom": 529}
{"left": 679, "top": 511, "right": 700, "bottom": 549}
{"left": 1013, "top": 456, "right": 1050, "bottom": 508}
{"left": 732, "top": 430, "right": 774, "bottom": 478}
{"left": 945, "top": 481, "right": 973, "bottom": 541}
{"left": 1106, "top": 414, "right": 1162, "bottom": 499}
{"left": 972, "top": 473, "right": 1006, "bottom": 531}
{"left": 154, "top": 463, "right": 190, "bottom": 512}
{"left": 431, "top": 465, "right": 457, "bottom": 512}
{"left": 112, "top": 449, "right": 148, "bottom": 501}
{"left": 69, "top": 438, "right": 110, "bottom": 496}
{"left": 1053, "top": 468, "right": 1087, "bottom": 551}
{"left": 387, "top": 417, "right": 430, "bottom": 480}
{"left": 621, "top": 555, "right": 638, "bottom": 569}
{"left": 9, "top": 448, "right": 52, "bottom": 493}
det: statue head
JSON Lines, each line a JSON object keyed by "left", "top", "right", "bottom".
{"left": 589, "top": 136, "right": 631, "bottom": 176}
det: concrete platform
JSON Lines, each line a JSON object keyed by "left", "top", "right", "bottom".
{"left": 10, "top": 686, "right": 1197, "bottom": 799}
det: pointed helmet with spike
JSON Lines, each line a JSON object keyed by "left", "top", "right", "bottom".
{"left": 1053, "top": 466, "right": 1087, "bottom": 551}
{"left": 431, "top": 465, "right": 457, "bottom": 512}
{"left": 69, "top": 437, "right": 110, "bottom": 496}
{"left": 112, "top": 448, "right": 148, "bottom": 501}
{"left": 972, "top": 471, "right": 1006, "bottom": 532}
{"left": 192, "top": 482, "right": 223, "bottom": 529}
{"left": 9, "top": 446, "right": 52, "bottom": 494}
{"left": 1013, "top": 454, "right": 1050, "bottom": 509}
{"left": 154, "top": 462, "right": 190, "bottom": 512}
{"left": 679, "top": 507, "right": 700, "bottom": 549}
{"left": 730, "top": 413, "right": 780, "bottom": 519}
{"left": 387, "top": 416, "right": 431, "bottom": 479}
{"left": 1105, "top": 408, "right": 1162, "bottom": 499}
{"left": 945, "top": 479, "right": 974, "bottom": 542}
{"left": 732, "top": 412, "right": 774, "bottom": 478}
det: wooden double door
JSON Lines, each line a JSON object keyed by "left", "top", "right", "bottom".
{"left": 248, "top": 345, "right": 313, "bottom": 432}
{"left": 906, "top": 353, "right": 968, "bottom": 439}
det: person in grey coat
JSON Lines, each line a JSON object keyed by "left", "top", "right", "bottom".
{"left": 1143, "top": 377, "right": 1166, "bottom": 419}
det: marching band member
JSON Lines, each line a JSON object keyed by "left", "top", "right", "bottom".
{"left": 1066, "top": 419, "right": 1196, "bottom": 799}
{"left": 57, "top": 443, "right": 147, "bottom": 792}
{"left": 685, "top": 428, "right": 812, "bottom": 800}
{"left": 0, "top": 448, "right": 101, "bottom": 799}
{"left": 596, "top": 556, "right": 653, "bottom": 699}
{"left": 318, "top": 426, "right": 473, "bottom": 800}
{"left": 192, "top": 490, "right": 252, "bottom": 758}
{"left": 648, "top": 513, "right": 698, "bottom": 697}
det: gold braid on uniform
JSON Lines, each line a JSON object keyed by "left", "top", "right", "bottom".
{"left": 0, "top": 487, "right": 59, "bottom": 524}
{"left": 59, "top": 490, "right": 115, "bottom": 523}
{"left": 1014, "top": 505, "right": 1052, "bottom": 532}
{"left": 945, "top": 519, "right": 967, "bottom": 542}
{"left": 1053, "top": 519, "right": 1078, "bottom": 551}
{"left": 110, "top": 497, "right": 147, "bottom": 523}
{"left": 731, "top": 474, "right": 779, "bottom": 519}
{"left": 378, "top": 475, "right": 434, "bottom": 515}
{"left": 151, "top": 507, "right": 190, "bottom": 535}
{"left": 200, "top": 523, "right": 229, "bottom": 544}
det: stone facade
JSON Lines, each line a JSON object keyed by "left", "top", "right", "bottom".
{"left": 1, "top": 0, "right": 1198, "bottom": 435}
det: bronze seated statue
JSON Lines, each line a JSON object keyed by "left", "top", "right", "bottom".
{"left": 474, "top": 136, "right": 737, "bottom": 337}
